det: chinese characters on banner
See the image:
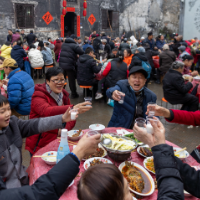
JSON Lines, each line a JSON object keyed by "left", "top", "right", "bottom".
{"left": 67, "top": 7, "right": 75, "bottom": 12}
{"left": 42, "top": 11, "right": 53, "bottom": 25}
{"left": 194, "top": 5, "right": 200, "bottom": 33}
{"left": 77, "top": 15, "right": 80, "bottom": 37}
{"left": 88, "top": 14, "right": 96, "bottom": 26}
{"left": 61, "top": 15, "right": 64, "bottom": 37}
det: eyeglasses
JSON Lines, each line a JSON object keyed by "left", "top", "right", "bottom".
{"left": 51, "top": 79, "right": 65, "bottom": 84}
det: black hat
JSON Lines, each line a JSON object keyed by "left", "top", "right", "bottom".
{"left": 91, "top": 34, "right": 97, "bottom": 38}
{"left": 38, "top": 41, "right": 44, "bottom": 48}
{"left": 180, "top": 42, "right": 188, "bottom": 47}
{"left": 129, "top": 66, "right": 148, "bottom": 78}
{"left": 70, "top": 34, "right": 77, "bottom": 39}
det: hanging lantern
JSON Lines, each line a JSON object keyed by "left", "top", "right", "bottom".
{"left": 83, "top": 9, "right": 87, "bottom": 17}
{"left": 83, "top": 1, "right": 87, "bottom": 9}
{"left": 62, "top": 8, "right": 67, "bottom": 16}
{"left": 63, "top": 0, "right": 67, "bottom": 8}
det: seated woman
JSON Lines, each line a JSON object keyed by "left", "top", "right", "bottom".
{"left": 163, "top": 61, "right": 199, "bottom": 112}
{"left": 123, "top": 49, "right": 133, "bottom": 68}
{"left": 133, "top": 116, "right": 199, "bottom": 199}
{"left": 103, "top": 52, "right": 128, "bottom": 89}
{"left": 0, "top": 94, "right": 77, "bottom": 189}
{"left": 106, "top": 66, "right": 157, "bottom": 129}
{"left": 25, "top": 67, "right": 92, "bottom": 155}
{"left": 182, "top": 54, "right": 198, "bottom": 77}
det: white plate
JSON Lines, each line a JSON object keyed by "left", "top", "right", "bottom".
{"left": 137, "top": 145, "right": 152, "bottom": 158}
{"left": 119, "top": 161, "right": 155, "bottom": 196}
{"left": 83, "top": 157, "right": 113, "bottom": 170}
{"left": 89, "top": 124, "right": 105, "bottom": 132}
{"left": 173, "top": 147, "right": 189, "bottom": 160}
{"left": 184, "top": 190, "right": 192, "bottom": 197}
{"left": 143, "top": 156, "right": 155, "bottom": 174}
{"left": 132, "top": 197, "right": 137, "bottom": 200}
{"left": 68, "top": 180, "right": 74, "bottom": 188}
{"left": 68, "top": 130, "right": 83, "bottom": 141}
{"left": 42, "top": 151, "right": 57, "bottom": 165}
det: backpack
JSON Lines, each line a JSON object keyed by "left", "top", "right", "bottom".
{"left": 135, "top": 57, "right": 151, "bottom": 79}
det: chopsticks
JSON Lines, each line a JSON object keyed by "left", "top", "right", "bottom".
{"left": 175, "top": 147, "right": 187, "bottom": 154}
{"left": 33, "top": 155, "right": 56, "bottom": 158}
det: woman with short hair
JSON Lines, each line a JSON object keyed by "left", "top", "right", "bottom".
{"left": 123, "top": 49, "right": 133, "bottom": 68}
{"left": 25, "top": 67, "right": 92, "bottom": 155}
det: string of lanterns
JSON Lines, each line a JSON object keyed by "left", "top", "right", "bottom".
{"left": 62, "top": 0, "right": 67, "bottom": 16}
{"left": 83, "top": 0, "right": 87, "bottom": 17}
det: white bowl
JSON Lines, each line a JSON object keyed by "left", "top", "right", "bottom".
{"left": 143, "top": 156, "right": 155, "bottom": 174}
{"left": 84, "top": 157, "right": 113, "bottom": 170}
{"left": 68, "top": 130, "right": 83, "bottom": 141}
{"left": 42, "top": 151, "right": 57, "bottom": 165}
{"left": 119, "top": 161, "right": 155, "bottom": 196}
{"left": 173, "top": 147, "right": 189, "bottom": 160}
{"left": 89, "top": 124, "right": 105, "bottom": 132}
{"left": 137, "top": 145, "right": 152, "bottom": 158}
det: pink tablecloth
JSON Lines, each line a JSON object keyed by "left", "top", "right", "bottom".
{"left": 27, "top": 127, "right": 199, "bottom": 200}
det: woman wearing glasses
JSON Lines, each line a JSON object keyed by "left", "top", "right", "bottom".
{"left": 163, "top": 61, "right": 199, "bottom": 112}
{"left": 25, "top": 67, "right": 92, "bottom": 156}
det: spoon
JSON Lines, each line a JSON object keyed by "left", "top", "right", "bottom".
{"left": 102, "top": 138, "right": 112, "bottom": 147}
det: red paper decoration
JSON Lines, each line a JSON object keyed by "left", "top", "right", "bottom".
{"left": 83, "top": 9, "right": 87, "bottom": 17}
{"left": 83, "top": 0, "right": 87, "bottom": 17}
{"left": 83, "top": 2, "right": 87, "bottom": 9}
{"left": 63, "top": 0, "right": 67, "bottom": 8}
{"left": 62, "top": 8, "right": 67, "bottom": 16}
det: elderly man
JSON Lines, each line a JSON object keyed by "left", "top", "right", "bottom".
{"left": 106, "top": 66, "right": 157, "bottom": 128}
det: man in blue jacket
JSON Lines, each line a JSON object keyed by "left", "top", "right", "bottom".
{"left": 11, "top": 40, "right": 27, "bottom": 70}
{"left": 2, "top": 58, "right": 34, "bottom": 116}
{"left": 106, "top": 66, "right": 157, "bottom": 129}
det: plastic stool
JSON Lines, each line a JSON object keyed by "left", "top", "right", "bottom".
{"left": 45, "top": 65, "right": 54, "bottom": 69}
{"left": 32, "top": 67, "right": 43, "bottom": 79}
{"left": 80, "top": 85, "right": 92, "bottom": 98}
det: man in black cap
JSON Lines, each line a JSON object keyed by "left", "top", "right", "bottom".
{"left": 106, "top": 66, "right": 157, "bottom": 129}
{"left": 142, "top": 31, "right": 157, "bottom": 50}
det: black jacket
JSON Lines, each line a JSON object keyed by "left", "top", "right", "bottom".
{"left": 26, "top": 33, "right": 36, "bottom": 45}
{"left": 104, "top": 43, "right": 111, "bottom": 55}
{"left": 152, "top": 144, "right": 184, "bottom": 200}
{"left": 0, "top": 154, "right": 80, "bottom": 200}
{"left": 145, "top": 48, "right": 159, "bottom": 69}
{"left": 105, "top": 58, "right": 127, "bottom": 88}
{"left": 59, "top": 38, "right": 84, "bottom": 71}
{"left": 119, "top": 43, "right": 130, "bottom": 52}
{"left": 129, "top": 52, "right": 148, "bottom": 71}
{"left": 109, "top": 41, "right": 115, "bottom": 50}
{"left": 159, "top": 50, "right": 176, "bottom": 73}
{"left": 163, "top": 69, "right": 193, "bottom": 103}
{"left": 93, "top": 38, "right": 101, "bottom": 53}
{"left": 77, "top": 54, "right": 101, "bottom": 86}
{"left": 7, "top": 35, "right": 12, "bottom": 42}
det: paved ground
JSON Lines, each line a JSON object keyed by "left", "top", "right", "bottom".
{"left": 22, "top": 79, "right": 200, "bottom": 167}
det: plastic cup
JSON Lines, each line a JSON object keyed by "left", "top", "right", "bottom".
{"left": 87, "top": 130, "right": 99, "bottom": 137}
{"left": 148, "top": 102, "right": 157, "bottom": 116}
{"left": 146, "top": 116, "right": 159, "bottom": 134}
{"left": 118, "top": 92, "right": 125, "bottom": 104}
{"left": 135, "top": 118, "right": 146, "bottom": 128}
{"left": 70, "top": 109, "right": 78, "bottom": 120}
{"left": 84, "top": 97, "right": 92, "bottom": 106}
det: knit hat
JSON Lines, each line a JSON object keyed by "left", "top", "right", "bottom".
{"left": 137, "top": 47, "right": 145, "bottom": 53}
{"left": 38, "top": 41, "right": 44, "bottom": 48}
{"left": 2, "top": 58, "right": 18, "bottom": 68}
{"left": 178, "top": 46, "right": 186, "bottom": 51}
{"left": 163, "top": 44, "right": 169, "bottom": 50}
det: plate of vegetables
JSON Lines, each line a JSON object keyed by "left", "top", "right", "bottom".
{"left": 143, "top": 156, "right": 155, "bottom": 174}
{"left": 124, "top": 132, "right": 144, "bottom": 145}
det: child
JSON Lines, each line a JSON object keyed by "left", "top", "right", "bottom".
{"left": 0, "top": 94, "right": 76, "bottom": 189}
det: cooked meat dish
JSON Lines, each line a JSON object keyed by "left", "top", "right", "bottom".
{"left": 139, "top": 147, "right": 153, "bottom": 157}
{"left": 90, "top": 159, "right": 104, "bottom": 167}
{"left": 84, "top": 148, "right": 104, "bottom": 159}
{"left": 72, "top": 129, "right": 82, "bottom": 137}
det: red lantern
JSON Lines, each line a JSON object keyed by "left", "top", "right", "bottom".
{"left": 62, "top": 8, "right": 67, "bottom": 16}
{"left": 83, "top": 2, "right": 87, "bottom": 9}
{"left": 63, "top": 0, "right": 67, "bottom": 8}
{"left": 83, "top": 9, "right": 87, "bottom": 17}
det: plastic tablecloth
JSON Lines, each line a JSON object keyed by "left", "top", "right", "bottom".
{"left": 27, "top": 127, "right": 199, "bottom": 200}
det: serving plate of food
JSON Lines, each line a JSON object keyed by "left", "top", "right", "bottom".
{"left": 83, "top": 157, "right": 113, "bottom": 170}
{"left": 119, "top": 161, "right": 155, "bottom": 196}
{"left": 89, "top": 124, "right": 105, "bottom": 132}
{"left": 173, "top": 147, "right": 189, "bottom": 160}
{"left": 41, "top": 151, "right": 57, "bottom": 165}
{"left": 137, "top": 145, "right": 153, "bottom": 158}
{"left": 182, "top": 74, "right": 191, "bottom": 80}
{"left": 124, "top": 132, "right": 144, "bottom": 146}
{"left": 143, "top": 156, "right": 155, "bottom": 174}
{"left": 68, "top": 129, "right": 83, "bottom": 141}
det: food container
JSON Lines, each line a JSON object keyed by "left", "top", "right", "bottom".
{"left": 67, "top": 130, "right": 83, "bottom": 141}
{"left": 173, "top": 147, "right": 189, "bottom": 160}
{"left": 89, "top": 124, "right": 105, "bottom": 133}
{"left": 101, "top": 135, "right": 137, "bottom": 162}
{"left": 41, "top": 151, "right": 57, "bottom": 165}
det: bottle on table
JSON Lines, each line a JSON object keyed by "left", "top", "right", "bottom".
{"left": 56, "top": 129, "right": 70, "bottom": 163}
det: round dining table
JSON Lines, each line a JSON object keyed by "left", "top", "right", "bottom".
{"left": 27, "top": 127, "right": 199, "bottom": 200}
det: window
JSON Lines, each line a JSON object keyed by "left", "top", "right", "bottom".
{"left": 102, "top": 10, "right": 119, "bottom": 30}
{"left": 15, "top": 3, "right": 34, "bottom": 28}
{"left": 67, "top": 0, "right": 77, "bottom": 3}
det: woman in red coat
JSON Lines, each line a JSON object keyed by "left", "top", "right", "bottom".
{"left": 54, "top": 39, "right": 62, "bottom": 61}
{"left": 146, "top": 104, "right": 200, "bottom": 126}
{"left": 25, "top": 67, "right": 92, "bottom": 155}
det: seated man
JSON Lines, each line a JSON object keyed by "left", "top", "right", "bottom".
{"left": 2, "top": 58, "right": 35, "bottom": 116}
{"left": 163, "top": 61, "right": 199, "bottom": 112}
{"left": 106, "top": 66, "right": 157, "bottom": 129}
{"left": 77, "top": 47, "right": 102, "bottom": 86}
